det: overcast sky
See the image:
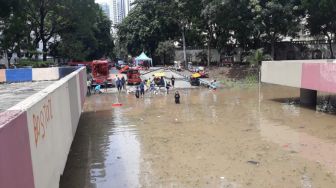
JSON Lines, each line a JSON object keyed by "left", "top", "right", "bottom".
{"left": 95, "top": 0, "right": 110, "bottom": 5}
{"left": 95, "top": 0, "right": 111, "bottom": 9}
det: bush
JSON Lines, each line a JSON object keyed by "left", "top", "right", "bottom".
{"left": 17, "top": 60, "right": 49, "bottom": 68}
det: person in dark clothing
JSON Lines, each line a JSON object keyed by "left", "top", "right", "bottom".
{"left": 135, "top": 86, "right": 140, "bottom": 98}
{"left": 116, "top": 77, "right": 122, "bottom": 92}
{"left": 87, "top": 80, "right": 92, "bottom": 95}
{"left": 121, "top": 76, "right": 126, "bottom": 90}
{"left": 171, "top": 75, "right": 175, "bottom": 87}
{"left": 140, "top": 81, "right": 145, "bottom": 97}
{"left": 160, "top": 76, "right": 165, "bottom": 87}
{"left": 166, "top": 81, "right": 171, "bottom": 94}
{"left": 175, "top": 91, "right": 180, "bottom": 104}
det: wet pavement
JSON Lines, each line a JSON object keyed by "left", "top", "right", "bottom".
{"left": 0, "top": 81, "right": 54, "bottom": 112}
{"left": 60, "top": 84, "right": 336, "bottom": 188}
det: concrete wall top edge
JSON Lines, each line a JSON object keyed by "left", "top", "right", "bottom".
{"left": 9, "top": 67, "right": 85, "bottom": 111}
{"left": 262, "top": 59, "right": 336, "bottom": 64}
{"left": 0, "top": 110, "right": 23, "bottom": 129}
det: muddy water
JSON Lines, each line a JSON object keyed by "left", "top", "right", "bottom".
{"left": 60, "top": 85, "right": 336, "bottom": 188}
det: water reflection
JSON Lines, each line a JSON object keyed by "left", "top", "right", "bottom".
{"left": 60, "top": 85, "right": 336, "bottom": 188}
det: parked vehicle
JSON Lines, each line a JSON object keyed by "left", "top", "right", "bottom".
{"left": 195, "top": 66, "right": 209, "bottom": 78}
{"left": 91, "top": 60, "right": 113, "bottom": 86}
{"left": 127, "top": 69, "right": 142, "bottom": 85}
{"left": 190, "top": 77, "right": 200, "bottom": 86}
{"left": 119, "top": 65, "right": 130, "bottom": 74}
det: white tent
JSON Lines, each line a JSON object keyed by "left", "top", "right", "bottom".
{"left": 135, "top": 52, "right": 153, "bottom": 66}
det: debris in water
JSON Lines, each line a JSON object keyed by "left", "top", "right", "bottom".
{"left": 301, "top": 175, "right": 313, "bottom": 188}
{"left": 247, "top": 160, "right": 260, "bottom": 165}
{"left": 112, "top": 103, "right": 123, "bottom": 107}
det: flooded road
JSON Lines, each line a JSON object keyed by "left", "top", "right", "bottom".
{"left": 60, "top": 85, "right": 336, "bottom": 188}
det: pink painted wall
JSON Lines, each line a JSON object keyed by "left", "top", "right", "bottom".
{"left": 302, "top": 63, "right": 336, "bottom": 93}
{"left": 0, "top": 111, "right": 35, "bottom": 188}
{"left": 262, "top": 60, "right": 336, "bottom": 93}
{"left": 0, "top": 69, "right": 5, "bottom": 82}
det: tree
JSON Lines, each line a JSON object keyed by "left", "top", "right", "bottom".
{"left": 25, "top": 0, "right": 66, "bottom": 61}
{"left": 156, "top": 40, "right": 175, "bottom": 65}
{"left": 54, "top": 0, "right": 114, "bottom": 61}
{"left": 303, "top": 0, "right": 336, "bottom": 58}
{"left": 247, "top": 48, "right": 272, "bottom": 67}
{"left": 249, "top": 0, "right": 302, "bottom": 59}
{"left": 118, "top": 0, "right": 180, "bottom": 58}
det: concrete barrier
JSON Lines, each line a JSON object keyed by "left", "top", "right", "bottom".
{"left": 0, "top": 111, "right": 35, "bottom": 188}
{"left": 6, "top": 68, "right": 32, "bottom": 82}
{"left": 32, "top": 68, "right": 59, "bottom": 81}
{"left": 0, "top": 69, "right": 5, "bottom": 82}
{"left": 261, "top": 60, "right": 336, "bottom": 93}
{"left": 261, "top": 61, "right": 303, "bottom": 88}
{"left": 58, "top": 67, "right": 79, "bottom": 78}
{"left": 1, "top": 67, "right": 87, "bottom": 188}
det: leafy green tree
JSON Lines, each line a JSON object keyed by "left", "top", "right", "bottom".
{"left": 303, "top": 0, "right": 336, "bottom": 58}
{"left": 55, "top": 0, "right": 114, "bottom": 61}
{"left": 249, "top": 0, "right": 302, "bottom": 59}
{"left": 156, "top": 40, "right": 175, "bottom": 65}
{"left": 0, "top": 0, "right": 32, "bottom": 61}
{"left": 25, "top": 0, "right": 67, "bottom": 61}
{"left": 118, "top": 0, "right": 179, "bottom": 58}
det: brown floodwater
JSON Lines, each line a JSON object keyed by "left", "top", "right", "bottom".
{"left": 60, "top": 84, "right": 336, "bottom": 188}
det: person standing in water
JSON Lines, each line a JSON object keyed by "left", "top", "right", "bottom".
{"left": 140, "top": 81, "right": 145, "bottom": 97}
{"left": 135, "top": 86, "right": 140, "bottom": 98}
{"left": 171, "top": 75, "right": 175, "bottom": 88}
{"left": 116, "top": 77, "right": 122, "bottom": 92}
{"left": 166, "top": 81, "right": 171, "bottom": 94}
{"left": 87, "top": 79, "right": 92, "bottom": 95}
{"left": 121, "top": 76, "right": 126, "bottom": 90}
{"left": 174, "top": 91, "right": 180, "bottom": 104}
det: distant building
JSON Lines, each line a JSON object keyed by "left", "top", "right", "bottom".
{"left": 117, "top": 0, "right": 125, "bottom": 23}
{"left": 99, "top": 3, "right": 110, "bottom": 19}
{"left": 124, "top": 0, "right": 135, "bottom": 16}
{"left": 111, "top": 0, "right": 119, "bottom": 25}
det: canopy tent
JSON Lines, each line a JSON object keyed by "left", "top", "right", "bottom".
{"left": 135, "top": 52, "right": 153, "bottom": 66}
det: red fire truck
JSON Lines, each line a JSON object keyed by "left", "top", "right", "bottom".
{"left": 127, "top": 68, "right": 142, "bottom": 85}
{"left": 91, "top": 60, "right": 113, "bottom": 86}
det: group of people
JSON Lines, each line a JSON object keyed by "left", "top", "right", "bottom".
{"left": 116, "top": 76, "right": 126, "bottom": 92}
{"left": 86, "top": 76, "right": 127, "bottom": 95}
{"left": 134, "top": 75, "right": 180, "bottom": 104}
{"left": 86, "top": 74, "right": 182, "bottom": 104}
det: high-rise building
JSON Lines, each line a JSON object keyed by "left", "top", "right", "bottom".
{"left": 99, "top": 3, "right": 110, "bottom": 19}
{"left": 111, "top": 0, "right": 119, "bottom": 25}
{"left": 124, "top": 0, "right": 135, "bottom": 16}
{"left": 117, "top": 0, "right": 125, "bottom": 23}
{"left": 109, "top": 0, "right": 135, "bottom": 26}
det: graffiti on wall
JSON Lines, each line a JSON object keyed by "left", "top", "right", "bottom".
{"left": 33, "top": 98, "right": 53, "bottom": 147}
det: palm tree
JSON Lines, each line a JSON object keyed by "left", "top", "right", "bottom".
{"left": 247, "top": 48, "right": 272, "bottom": 67}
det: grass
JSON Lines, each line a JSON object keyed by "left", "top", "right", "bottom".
{"left": 17, "top": 60, "right": 50, "bottom": 68}
{"left": 219, "top": 72, "right": 260, "bottom": 88}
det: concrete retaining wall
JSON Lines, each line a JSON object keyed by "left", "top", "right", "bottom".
{"left": 1, "top": 66, "right": 81, "bottom": 83}
{"left": 262, "top": 59, "right": 336, "bottom": 93}
{"left": 6, "top": 68, "right": 33, "bottom": 82}
{"left": 0, "top": 69, "right": 5, "bottom": 82}
{"left": 0, "top": 67, "right": 87, "bottom": 188}
{"left": 32, "top": 68, "right": 59, "bottom": 81}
